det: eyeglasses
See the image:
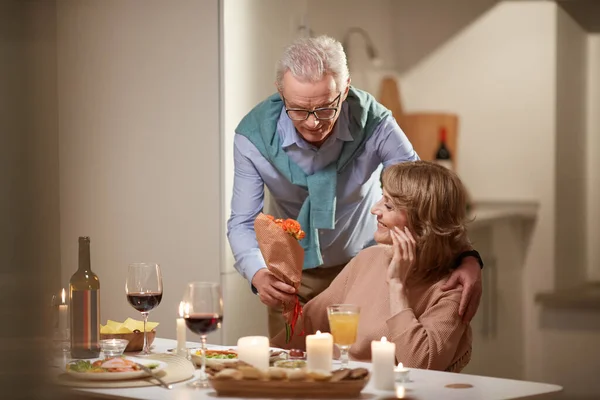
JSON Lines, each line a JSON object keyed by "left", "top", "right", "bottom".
{"left": 282, "top": 92, "right": 342, "bottom": 121}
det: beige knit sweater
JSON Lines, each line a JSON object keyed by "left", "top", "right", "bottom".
{"left": 271, "top": 245, "right": 472, "bottom": 372}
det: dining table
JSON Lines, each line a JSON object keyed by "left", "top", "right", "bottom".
{"left": 59, "top": 338, "right": 562, "bottom": 400}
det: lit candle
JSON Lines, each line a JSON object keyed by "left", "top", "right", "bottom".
{"left": 306, "top": 330, "right": 333, "bottom": 372}
{"left": 395, "top": 362, "right": 410, "bottom": 383}
{"left": 237, "top": 336, "right": 270, "bottom": 370}
{"left": 371, "top": 336, "right": 396, "bottom": 390}
{"left": 58, "top": 288, "right": 68, "bottom": 332}
{"left": 176, "top": 302, "right": 187, "bottom": 357}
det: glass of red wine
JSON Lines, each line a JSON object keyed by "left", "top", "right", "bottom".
{"left": 181, "top": 281, "right": 223, "bottom": 388}
{"left": 125, "top": 263, "right": 163, "bottom": 355}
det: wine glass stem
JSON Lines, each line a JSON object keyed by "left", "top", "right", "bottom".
{"left": 200, "top": 335, "right": 208, "bottom": 381}
{"left": 340, "top": 346, "right": 349, "bottom": 369}
{"left": 142, "top": 311, "right": 149, "bottom": 354}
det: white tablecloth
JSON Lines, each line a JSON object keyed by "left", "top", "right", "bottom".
{"left": 70, "top": 338, "right": 562, "bottom": 400}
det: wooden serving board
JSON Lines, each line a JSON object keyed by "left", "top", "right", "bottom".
{"left": 210, "top": 376, "right": 370, "bottom": 398}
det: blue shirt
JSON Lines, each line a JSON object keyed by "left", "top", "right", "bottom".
{"left": 227, "top": 101, "right": 419, "bottom": 284}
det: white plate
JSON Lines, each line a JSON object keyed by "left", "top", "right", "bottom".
{"left": 190, "top": 347, "right": 289, "bottom": 367}
{"left": 190, "top": 348, "right": 239, "bottom": 366}
{"left": 65, "top": 356, "right": 167, "bottom": 381}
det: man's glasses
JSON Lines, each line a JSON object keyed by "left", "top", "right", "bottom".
{"left": 283, "top": 92, "right": 342, "bottom": 121}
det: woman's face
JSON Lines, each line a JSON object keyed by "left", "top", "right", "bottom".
{"left": 370, "top": 190, "right": 408, "bottom": 245}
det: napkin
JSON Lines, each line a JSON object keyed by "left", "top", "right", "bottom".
{"left": 100, "top": 317, "right": 159, "bottom": 334}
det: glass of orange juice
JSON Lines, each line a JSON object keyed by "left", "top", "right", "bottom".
{"left": 327, "top": 304, "right": 360, "bottom": 369}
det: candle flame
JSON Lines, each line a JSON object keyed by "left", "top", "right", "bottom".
{"left": 61, "top": 288, "right": 66, "bottom": 304}
{"left": 397, "top": 362, "right": 403, "bottom": 369}
{"left": 316, "top": 330, "right": 321, "bottom": 335}
{"left": 179, "top": 301, "right": 188, "bottom": 317}
{"left": 381, "top": 336, "right": 388, "bottom": 342}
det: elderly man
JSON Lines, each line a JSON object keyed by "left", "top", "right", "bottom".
{"left": 227, "top": 35, "right": 483, "bottom": 337}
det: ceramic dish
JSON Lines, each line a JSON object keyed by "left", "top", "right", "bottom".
{"left": 65, "top": 356, "right": 167, "bottom": 381}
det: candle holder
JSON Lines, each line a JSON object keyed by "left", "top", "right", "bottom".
{"left": 51, "top": 288, "right": 70, "bottom": 353}
{"left": 394, "top": 363, "right": 410, "bottom": 383}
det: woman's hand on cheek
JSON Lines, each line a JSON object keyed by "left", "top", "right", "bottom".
{"left": 387, "top": 226, "right": 416, "bottom": 284}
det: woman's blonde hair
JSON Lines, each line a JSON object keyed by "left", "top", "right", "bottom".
{"left": 381, "top": 161, "right": 472, "bottom": 284}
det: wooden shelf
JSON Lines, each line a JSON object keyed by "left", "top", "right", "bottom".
{"left": 536, "top": 282, "right": 600, "bottom": 310}
{"left": 467, "top": 201, "right": 539, "bottom": 230}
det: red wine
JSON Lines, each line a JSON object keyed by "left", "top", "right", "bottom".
{"left": 184, "top": 313, "right": 223, "bottom": 335}
{"left": 127, "top": 292, "right": 162, "bottom": 312}
{"left": 435, "top": 127, "right": 453, "bottom": 170}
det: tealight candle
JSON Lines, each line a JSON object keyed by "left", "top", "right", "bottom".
{"left": 237, "top": 336, "right": 270, "bottom": 370}
{"left": 371, "top": 336, "right": 396, "bottom": 390}
{"left": 395, "top": 362, "right": 410, "bottom": 383}
{"left": 306, "top": 330, "right": 333, "bottom": 372}
{"left": 176, "top": 302, "right": 187, "bottom": 357}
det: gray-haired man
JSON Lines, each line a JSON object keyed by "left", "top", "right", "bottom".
{"left": 227, "top": 35, "right": 483, "bottom": 337}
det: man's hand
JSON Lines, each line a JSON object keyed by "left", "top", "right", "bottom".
{"left": 441, "top": 257, "right": 482, "bottom": 323}
{"left": 251, "top": 268, "right": 297, "bottom": 308}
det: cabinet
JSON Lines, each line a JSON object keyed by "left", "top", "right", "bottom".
{"left": 461, "top": 202, "right": 537, "bottom": 379}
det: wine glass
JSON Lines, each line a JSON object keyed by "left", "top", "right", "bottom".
{"left": 125, "top": 263, "right": 163, "bottom": 355}
{"left": 327, "top": 304, "right": 360, "bottom": 369}
{"left": 181, "top": 281, "right": 223, "bottom": 389}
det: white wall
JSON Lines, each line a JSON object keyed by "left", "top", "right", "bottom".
{"left": 221, "top": 0, "right": 308, "bottom": 344}
{"left": 587, "top": 34, "right": 600, "bottom": 282}
{"left": 396, "top": 0, "right": 560, "bottom": 385}
{"left": 57, "top": 0, "right": 222, "bottom": 343}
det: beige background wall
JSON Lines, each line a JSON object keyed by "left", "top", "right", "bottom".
{"left": 587, "top": 34, "right": 600, "bottom": 282}
{"left": 57, "top": 0, "right": 222, "bottom": 343}
{"left": 555, "top": 3, "right": 588, "bottom": 291}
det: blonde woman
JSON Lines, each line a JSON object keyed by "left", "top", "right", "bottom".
{"left": 272, "top": 161, "right": 473, "bottom": 372}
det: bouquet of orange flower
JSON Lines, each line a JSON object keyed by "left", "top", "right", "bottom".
{"left": 254, "top": 213, "right": 305, "bottom": 343}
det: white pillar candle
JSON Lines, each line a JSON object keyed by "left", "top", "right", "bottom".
{"left": 58, "top": 288, "right": 68, "bottom": 331}
{"left": 306, "top": 330, "right": 333, "bottom": 372}
{"left": 237, "top": 336, "right": 270, "bottom": 370}
{"left": 177, "top": 302, "right": 187, "bottom": 357}
{"left": 371, "top": 336, "right": 396, "bottom": 390}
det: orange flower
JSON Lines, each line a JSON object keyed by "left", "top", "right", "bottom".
{"left": 263, "top": 215, "right": 305, "bottom": 241}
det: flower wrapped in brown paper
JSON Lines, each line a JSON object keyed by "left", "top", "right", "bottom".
{"left": 254, "top": 213, "right": 305, "bottom": 342}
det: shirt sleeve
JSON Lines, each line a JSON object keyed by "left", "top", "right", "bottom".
{"left": 226, "top": 134, "right": 268, "bottom": 285}
{"left": 270, "top": 256, "right": 359, "bottom": 350}
{"left": 373, "top": 116, "right": 420, "bottom": 167}
{"left": 385, "top": 288, "right": 468, "bottom": 371}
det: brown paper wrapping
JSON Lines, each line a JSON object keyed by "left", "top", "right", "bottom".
{"left": 254, "top": 213, "right": 304, "bottom": 323}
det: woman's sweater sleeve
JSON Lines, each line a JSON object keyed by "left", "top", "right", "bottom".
{"left": 386, "top": 288, "right": 467, "bottom": 371}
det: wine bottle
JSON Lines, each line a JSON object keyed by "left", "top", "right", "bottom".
{"left": 69, "top": 236, "right": 100, "bottom": 358}
{"left": 434, "top": 127, "right": 453, "bottom": 170}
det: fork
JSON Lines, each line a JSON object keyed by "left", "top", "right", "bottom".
{"left": 135, "top": 363, "right": 173, "bottom": 390}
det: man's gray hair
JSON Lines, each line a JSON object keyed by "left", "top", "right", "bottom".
{"left": 276, "top": 35, "right": 350, "bottom": 91}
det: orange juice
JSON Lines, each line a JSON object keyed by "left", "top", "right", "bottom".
{"left": 328, "top": 312, "right": 360, "bottom": 346}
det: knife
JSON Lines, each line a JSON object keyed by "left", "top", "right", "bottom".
{"left": 136, "top": 362, "right": 173, "bottom": 390}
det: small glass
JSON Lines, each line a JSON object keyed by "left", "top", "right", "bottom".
{"left": 181, "top": 282, "right": 223, "bottom": 389}
{"left": 100, "top": 339, "right": 129, "bottom": 357}
{"left": 327, "top": 304, "right": 360, "bottom": 369}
